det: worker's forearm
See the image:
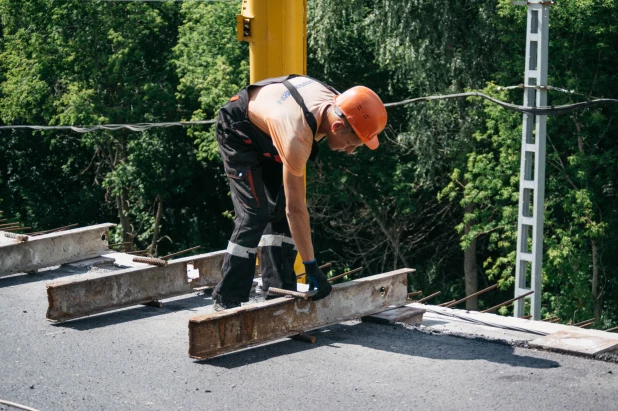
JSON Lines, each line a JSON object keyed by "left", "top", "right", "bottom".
{"left": 286, "top": 205, "right": 314, "bottom": 263}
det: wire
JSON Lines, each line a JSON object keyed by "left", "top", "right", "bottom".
{"left": 0, "top": 399, "right": 41, "bottom": 411}
{"left": 0, "top": 120, "right": 215, "bottom": 133}
{"left": 91, "top": 0, "right": 239, "bottom": 2}
{"left": 384, "top": 91, "right": 618, "bottom": 115}
{"left": 2, "top": 89, "right": 617, "bottom": 134}
{"left": 495, "top": 83, "right": 603, "bottom": 100}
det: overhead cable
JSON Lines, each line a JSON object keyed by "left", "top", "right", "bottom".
{"left": 0, "top": 120, "right": 215, "bottom": 133}
{"left": 92, "top": 0, "right": 239, "bottom": 2}
{"left": 2, "top": 89, "right": 617, "bottom": 133}
{"left": 383, "top": 91, "right": 618, "bottom": 116}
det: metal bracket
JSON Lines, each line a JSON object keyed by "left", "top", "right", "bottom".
{"left": 236, "top": 14, "right": 252, "bottom": 42}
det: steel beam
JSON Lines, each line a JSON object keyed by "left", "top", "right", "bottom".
{"left": 188, "top": 268, "right": 412, "bottom": 360}
{"left": 0, "top": 224, "right": 115, "bottom": 276}
{"left": 46, "top": 251, "right": 225, "bottom": 322}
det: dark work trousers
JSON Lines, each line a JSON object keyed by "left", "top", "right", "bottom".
{"left": 213, "top": 76, "right": 307, "bottom": 304}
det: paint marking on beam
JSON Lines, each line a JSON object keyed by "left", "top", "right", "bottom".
{"left": 0, "top": 223, "right": 115, "bottom": 277}
{"left": 46, "top": 251, "right": 225, "bottom": 322}
{"left": 188, "top": 268, "right": 413, "bottom": 360}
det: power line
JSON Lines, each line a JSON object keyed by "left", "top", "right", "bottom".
{"left": 1, "top": 89, "right": 617, "bottom": 133}
{"left": 0, "top": 120, "right": 215, "bottom": 133}
{"left": 384, "top": 91, "right": 618, "bottom": 115}
{"left": 91, "top": 0, "right": 239, "bottom": 2}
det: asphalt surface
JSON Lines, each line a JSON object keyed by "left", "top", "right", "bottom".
{"left": 1, "top": 266, "right": 617, "bottom": 411}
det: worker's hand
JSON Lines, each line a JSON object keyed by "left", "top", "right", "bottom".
{"left": 304, "top": 260, "right": 332, "bottom": 301}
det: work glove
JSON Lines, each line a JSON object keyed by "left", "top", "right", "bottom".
{"left": 304, "top": 260, "right": 332, "bottom": 301}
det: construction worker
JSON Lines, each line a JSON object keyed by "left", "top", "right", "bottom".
{"left": 212, "top": 74, "right": 387, "bottom": 310}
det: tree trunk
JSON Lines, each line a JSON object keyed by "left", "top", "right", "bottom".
{"left": 464, "top": 204, "right": 478, "bottom": 311}
{"left": 591, "top": 239, "right": 600, "bottom": 321}
{"left": 348, "top": 185, "right": 410, "bottom": 268}
{"left": 116, "top": 192, "right": 133, "bottom": 248}
{"left": 150, "top": 196, "right": 163, "bottom": 257}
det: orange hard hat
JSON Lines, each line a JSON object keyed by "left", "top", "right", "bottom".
{"left": 334, "top": 86, "right": 387, "bottom": 150}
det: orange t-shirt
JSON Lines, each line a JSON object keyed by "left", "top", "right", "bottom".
{"left": 248, "top": 76, "right": 335, "bottom": 177}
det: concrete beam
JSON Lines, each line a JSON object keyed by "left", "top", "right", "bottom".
{"left": 0, "top": 224, "right": 115, "bottom": 276}
{"left": 188, "top": 268, "right": 412, "bottom": 360}
{"left": 46, "top": 251, "right": 225, "bottom": 322}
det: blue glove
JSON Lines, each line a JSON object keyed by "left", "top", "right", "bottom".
{"left": 304, "top": 260, "right": 332, "bottom": 301}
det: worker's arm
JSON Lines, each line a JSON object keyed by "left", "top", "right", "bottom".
{"left": 283, "top": 165, "right": 332, "bottom": 301}
{"left": 282, "top": 165, "right": 314, "bottom": 262}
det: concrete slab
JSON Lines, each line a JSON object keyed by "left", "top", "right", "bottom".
{"left": 529, "top": 331, "right": 618, "bottom": 356}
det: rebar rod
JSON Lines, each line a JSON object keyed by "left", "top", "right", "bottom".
{"left": 267, "top": 287, "right": 316, "bottom": 300}
{"left": 3, "top": 232, "right": 29, "bottom": 242}
{"left": 29, "top": 223, "right": 79, "bottom": 236}
{"left": 417, "top": 291, "right": 441, "bottom": 304}
{"left": 132, "top": 256, "right": 168, "bottom": 267}
{"left": 605, "top": 326, "right": 618, "bottom": 333}
{"left": 481, "top": 290, "right": 534, "bottom": 313}
{"left": 573, "top": 318, "right": 595, "bottom": 327}
{"left": 328, "top": 267, "right": 363, "bottom": 283}
{"left": 296, "top": 262, "right": 333, "bottom": 279}
{"left": 126, "top": 250, "right": 148, "bottom": 256}
{"left": 446, "top": 284, "right": 499, "bottom": 307}
{"left": 438, "top": 300, "right": 457, "bottom": 307}
{"left": 578, "top": 320, "right": 595, "bottom": 328}
{"left": 407, "top": 291, "right": 422, "bottom": 299}
{"left": 161, "top": 245, "right": 201, "bottom": 260}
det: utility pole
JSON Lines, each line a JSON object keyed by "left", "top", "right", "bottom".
{"left": 513, "top": 1, "right": 552, "bottom": 320}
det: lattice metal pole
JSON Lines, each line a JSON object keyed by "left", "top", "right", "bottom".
{"left": 514, "top": 1, "right": 551, "bottom": 320}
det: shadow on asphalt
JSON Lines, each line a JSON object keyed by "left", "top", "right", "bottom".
{"left": 0, "top": 266, "right": 105, "bottom": 288}
{"left": 50, "top": 293, "right": 212, "bottom": 331}
{"left": 202, "top": 322, "right": 561, "bottom": 370}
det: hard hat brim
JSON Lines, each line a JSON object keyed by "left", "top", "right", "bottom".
{"left": 364, "top": 134, "right": 379, "bottom": 150}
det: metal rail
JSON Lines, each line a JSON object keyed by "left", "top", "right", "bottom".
{"left": 188, "top": 269, "right": 412, "bottom": 360}
{"left": 46, "top": 251, "right": 226, "bottom": 322}
{"left": 0, "top": 224, "right": 115, "bottom": 276}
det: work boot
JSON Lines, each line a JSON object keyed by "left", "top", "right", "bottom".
{"left": 246, "top": 281, "right": 266, "bottom": 305}
{"left": 212, "top": 294, "right": 241, "bottom": 312}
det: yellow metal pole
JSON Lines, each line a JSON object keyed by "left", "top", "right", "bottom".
{"left": 238, "top": 0, "right": 306, "bottom": 81}
{"left": 237, "top": 0, "right": 309, "bottom": 280}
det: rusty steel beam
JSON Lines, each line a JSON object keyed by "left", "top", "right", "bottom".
{"left": 188, "top": 268, "right": 412, "bottom": 360}
{"left": 0, "top": 224, "right": 115, "bottom": 277}
{"left": 46, "top": 251, "right": 226, "bottom": 322}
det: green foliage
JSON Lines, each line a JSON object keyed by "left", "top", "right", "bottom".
{"left": 1, "top": 0, "right": 617, "bottom": 328}
{"left": 173, "top": 1, "right": 248, "bottom": 161}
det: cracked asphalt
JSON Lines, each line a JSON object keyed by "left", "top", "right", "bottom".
{"left": 1, "top": 266, "right": 617, "bottom": 411}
